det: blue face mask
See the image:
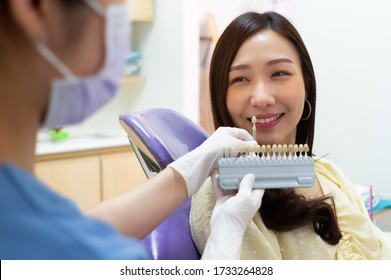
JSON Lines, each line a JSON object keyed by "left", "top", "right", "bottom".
{"left": 34, "top": 0, "right": 130, "bottom": 128}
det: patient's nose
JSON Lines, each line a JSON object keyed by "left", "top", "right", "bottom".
{"left": 250, "top": 84, "right": 276, "bottom": 108}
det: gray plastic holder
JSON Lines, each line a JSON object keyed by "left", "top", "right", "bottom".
{"left": 217, "top": 156, "right": 315, "bottom": 190}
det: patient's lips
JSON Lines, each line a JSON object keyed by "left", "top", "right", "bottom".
{"left": 252, "top": 113, "right": 284, "bottom": 129}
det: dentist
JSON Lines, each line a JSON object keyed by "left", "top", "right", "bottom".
{"left": 0, "top": 0, "right": 262, "bottom": 259}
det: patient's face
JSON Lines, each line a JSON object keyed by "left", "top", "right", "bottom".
{"left": 226, "top": 29, "right": 306, "bottom": 146}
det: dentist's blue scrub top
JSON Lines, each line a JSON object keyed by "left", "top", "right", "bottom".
{"left": 0, "top": 163, "right": 149, "bottom": 260}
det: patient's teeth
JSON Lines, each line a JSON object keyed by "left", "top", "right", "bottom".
{"left": 256, "top": 114, "right": 281, "bottom": 124}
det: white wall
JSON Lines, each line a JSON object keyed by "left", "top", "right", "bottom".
{"left": 123, "top": 0, "right": 199, "bottom": 120}
{"left": 182, "top": 0, "right": 200, "bottom": 122}
{"left": 295, "top": 0, "right": 391, "bottom": 196}
{"left": 128, "top": 0, "right": 183, "bottom": 113}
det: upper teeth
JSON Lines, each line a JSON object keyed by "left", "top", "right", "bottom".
{"left": 257, "top": 114, "right": 281, "bottom": 124}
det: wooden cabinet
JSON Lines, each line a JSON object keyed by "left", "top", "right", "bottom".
{"left": 101, "top": 151, "right": 147, "bottom": 200}
{"left": 35, "top": 156, "right": 101, "bottom": 212}
{"left": 128, "top": 0, "right": 154, "bottom": 22}
{"left": 35, "top": 147, "right": 147, "bottom": 212}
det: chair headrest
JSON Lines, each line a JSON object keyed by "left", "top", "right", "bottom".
{"left": 119, "top": 108, "right": 209, "bottom": 168}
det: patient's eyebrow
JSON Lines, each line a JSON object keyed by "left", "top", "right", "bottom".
{"left": 266, "top": 58, "right": 293, "bottom": 66}
{"left": 229, "top": 64, "right": 250, "bottom": 72}
{"left": 230, "top": 59, "right": 294, "bottom": 72}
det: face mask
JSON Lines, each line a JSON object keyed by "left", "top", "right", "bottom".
{"left": 35, "top": 0, "right": 130, "bottom": 128}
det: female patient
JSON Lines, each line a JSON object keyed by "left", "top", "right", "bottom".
{"left": 191, "top": 11, "right": 391, "bottom": 259}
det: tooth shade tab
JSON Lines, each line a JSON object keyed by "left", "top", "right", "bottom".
{"left": 266, "top": 145, "right": 272, "bottom": 157}
{"left": 304, "top": 144, "right": 309, "bottom": 156}
{"left": 272, "top": 144, "right": 277, "bottom": 155}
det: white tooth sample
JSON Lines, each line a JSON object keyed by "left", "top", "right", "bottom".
{"left": 304, "top": 144, "right": 309, "bottom": 156}
{"left": 272, "top": 144, "right": 277, "bottom": 156}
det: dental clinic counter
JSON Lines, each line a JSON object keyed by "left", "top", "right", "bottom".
{"left": 36, "top": 133, "right": 130, "bottom": 158}
{"left": 34, "top": 133, "right": 147, "bottom": 211}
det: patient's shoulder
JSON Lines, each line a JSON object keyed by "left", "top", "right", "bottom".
{"left": 190, "top": 177, "right": 216, "bottom": 255}
{"left": 192, "top": 177, "right": 215, "bottom": 209}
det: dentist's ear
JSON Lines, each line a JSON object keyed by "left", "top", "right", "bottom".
{"left": 9, "top": 0, "right": 47, "bottom": 40}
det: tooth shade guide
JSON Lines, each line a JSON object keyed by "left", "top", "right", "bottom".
{"left": 217, "top": 143, "right": 315, "bottom": 190}
{"left": 225, "top": 144, "right": 310, "bottom": 160}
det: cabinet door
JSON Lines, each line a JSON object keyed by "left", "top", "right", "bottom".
{"left": 35, "top": 156, "right": 101, "bottom": 212}
{"left": 128, "top": 0, "right": 154, "bottom": 22}
{"left": 101, "top": 151, "right": 147, "bottom": 200}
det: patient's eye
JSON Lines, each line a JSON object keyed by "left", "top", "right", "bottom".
{"left": 271, "top": 71, "right": 290, "bottom": 78}
{"left": 230, "top": 76, "right": 249, "bottom": 84}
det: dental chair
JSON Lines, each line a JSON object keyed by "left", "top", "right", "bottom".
{"left": 119, "top": 108, "right": 209, "bottom": 260}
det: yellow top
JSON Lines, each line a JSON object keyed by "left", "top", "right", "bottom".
{"left": 190, "top": 158, "right": 391, "bottom": 259}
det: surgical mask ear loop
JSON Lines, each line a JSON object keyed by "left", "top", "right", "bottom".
{"left": 33, "top": 39, "right": 77, "bottom": 82}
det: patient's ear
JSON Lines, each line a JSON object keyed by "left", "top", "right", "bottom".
{"left": 9, "top": 0, "right": 47, "bottom": 40}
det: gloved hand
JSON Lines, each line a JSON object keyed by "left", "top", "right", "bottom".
{"left": 201, "top": 172, "right": 264, "bottom": 260}
{"left": 168, "top": 127, "right": 257, "bottom": 197}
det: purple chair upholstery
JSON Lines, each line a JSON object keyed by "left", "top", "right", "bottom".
{"left": 119, "top": 108, "right": 209, "bottom": 260}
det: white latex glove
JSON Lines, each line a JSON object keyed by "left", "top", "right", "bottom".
{"left": 168, "top": 127, "right": 257, "bottom": 197}
{"left": 201, "top": 172, "right": 264, "bottom": 260}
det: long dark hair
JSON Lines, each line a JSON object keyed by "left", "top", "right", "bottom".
{"left": 209, "top": 11, "right": 342, "bottom": 245}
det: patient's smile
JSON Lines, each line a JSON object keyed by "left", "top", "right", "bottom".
{"left": 247, "top": 113, "right": 284, "bottom": 129}
{"left": 255, "top": 113, "right": 283, "bottom": 124}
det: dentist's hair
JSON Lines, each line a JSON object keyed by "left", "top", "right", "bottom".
{"left": 209, "top": 11, "right": 342, "bottom": 245}
{"left": 0, "top": 0, "right": 86, "bottom": 38}
{"left": 0, "top": 0, "right": 84, "bottom": 24}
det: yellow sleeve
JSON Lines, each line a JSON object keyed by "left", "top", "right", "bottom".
{"left": 316, "top": 158, "right": 391, "bottom": 259}
{"left": 315, "top": 157, "right": 368, "bottom": 214}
